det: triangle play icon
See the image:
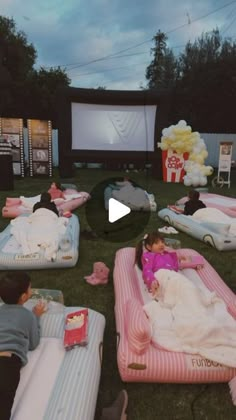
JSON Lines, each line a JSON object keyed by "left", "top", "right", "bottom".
{"left": 108, "top": 198, "right": 131, "bottom": 223}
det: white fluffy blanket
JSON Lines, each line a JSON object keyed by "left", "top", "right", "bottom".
{"left": 144, "top": 269, "right": 236, "bottom": 368}
{"left": 10, "top": 209, "right": 68, "bottom": 261}
{"left": 191, "top": 207, "right": 236, "bottom": 236}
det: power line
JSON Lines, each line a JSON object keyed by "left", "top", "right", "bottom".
{"left": 67, "top": 45, "right": 186, "bottom": 75}
{"left": 66, "top": 52, "right": 149, "bottom": 72}
{"left": 221, "top": 7, "right": 236, "bottom": 34}
{"left": 41, "top": 0, "right": 236, "bottom": 71}
{"left": 71, "top": 61, "right": 150, "bottom": 78}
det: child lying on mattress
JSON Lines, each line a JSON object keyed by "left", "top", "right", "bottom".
{"left": 135, "top": 232, "right": 201, "bottom": 295}
{"left": 183, "top": 189, "right": 206, "bottom": 215}
{"left": 47, "top": 182, "right": 65, "bottom": 200}
{"left": 33, "top": 192, "right": 59, "bottom": 216}
{"left": 0, "top": 271, "right": 47, "bottom": 420}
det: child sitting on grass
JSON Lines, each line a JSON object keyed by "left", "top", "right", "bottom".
{"left": 0, "top": 271, "right": 47, "bottom": 420}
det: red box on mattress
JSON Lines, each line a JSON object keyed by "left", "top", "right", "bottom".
{"left": 63, "top": 309, "right": 88, "bottom": 349}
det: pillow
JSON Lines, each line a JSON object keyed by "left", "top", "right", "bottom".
{"left": 201, "top": 221, "right": 230, "bottom": 235}
{"left": 20, "top": 195, "right": 41, "bottom": 209}
{"left": 126, "top": 299, "right": 152, "bottom": 355}
{"left": 6, "top": 197, "right": 22, "bottom": 206}
{"left": 167, "top": 205, "right": 184, "bottom": 214}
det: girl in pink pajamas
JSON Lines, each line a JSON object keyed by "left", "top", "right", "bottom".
{"left": 135, "top": 232, "right": 185, "bottom": 295}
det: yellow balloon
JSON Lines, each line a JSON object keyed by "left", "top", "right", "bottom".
{"left": 195, "top": 155, "right": 204, "bottom": 165}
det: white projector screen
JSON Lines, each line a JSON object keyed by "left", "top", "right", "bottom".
{"left": 71, "top": 103, "right": 157, "bottom": 151}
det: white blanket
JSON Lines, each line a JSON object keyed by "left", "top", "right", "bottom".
{"left": 144, "top": 269, "right": 236, "bottom": 368}
{"left": 191, "top": 207, "right": 236, "bottom": 236}
{"left": 20, "top": 195, "right": 41, "bottom": 209}
{"left": 10, "top": 209, "right": 68, "bottom": 261}
{"left": 112, "top": 183, "right": 149, "bottom": 209}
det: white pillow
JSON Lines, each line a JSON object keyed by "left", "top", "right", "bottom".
{"left": 20, "top": 195, "right": 41, "bottom": 209}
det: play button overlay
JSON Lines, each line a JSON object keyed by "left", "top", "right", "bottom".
{"left": 85, "top": 177, "right": 151, "bottom": 243}
{"left": 109, "top": 198, "right": 131, "bottom": 223}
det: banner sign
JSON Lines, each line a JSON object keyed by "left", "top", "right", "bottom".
{"left": 27, "top": 119, "right": 52, "bottom": 177}
{"left": 0, "top": 117, "right": 24, "bottom": 176}
{"left": 218, "top": 142, "right": 233, "bottom": 172}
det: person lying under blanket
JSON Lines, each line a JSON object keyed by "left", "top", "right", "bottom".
{"left": 135, "top": 231, "right": 236, "bottom": 368}
{"left": 10, "top": 209, "right": 69, "bottom": 261}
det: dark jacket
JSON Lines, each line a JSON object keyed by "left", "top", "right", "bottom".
{"left": 184, "top": 199, "right": 206, "bottom": 216}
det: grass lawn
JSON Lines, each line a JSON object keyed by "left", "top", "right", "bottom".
{"left": 0, "top": 167, "right": 236, "bottom": 420}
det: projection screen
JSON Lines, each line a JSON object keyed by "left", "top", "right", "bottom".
{"left": 71, "top": 103, "right": 157, "bottom": 151}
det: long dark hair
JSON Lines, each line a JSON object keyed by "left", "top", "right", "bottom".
{"left": 135, "top": 232, "right": 164, "bottom": 270}
{"left": 40, "top": 192, "right": 51, "bottom": 203}
{"left": 55, "top": 182, "right": 62, "bottom": 190}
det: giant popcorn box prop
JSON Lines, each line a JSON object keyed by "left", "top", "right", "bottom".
{"left": 162, "top": 150, "right": 189, "bottom": 183}
{"left": 64, "top": 308, "right": 88, "bottom": 349}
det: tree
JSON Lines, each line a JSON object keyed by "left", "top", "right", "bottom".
{"left": 0, "top": 15, "right": 70, "bottom": 123}
{"left": 25, "top": 67, "right": 71, "bottom": 121}
{"left": 145, "top": 30, "right": 177, "bottom": 90}
{"left": 0, "top": 16, "right": 36, "bottom": 81}
{"left": 175, "top": 29, "right": 236, "bottom": 131}
{"left": 145, "top": 28, "right": 236, "bottom": 132}
{"left": 0, "top": 16, "right": 37, "bottom": 116}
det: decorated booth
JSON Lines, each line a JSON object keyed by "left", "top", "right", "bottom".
{"left": 158, "top": 120, "right": 213, "bottom": 186}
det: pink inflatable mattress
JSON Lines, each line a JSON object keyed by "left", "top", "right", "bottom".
{"left": 2, "top": 189, "right": 90, "bottom": 218}
{"left": 177, "top": 193, "right": 236, "bottom": 217}
{"left": 114, "top": 247, "right": 236, "bottom": 385}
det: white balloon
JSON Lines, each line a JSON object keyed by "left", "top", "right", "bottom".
{"left": 199, "top": 176, "right": 207, "bottom": 186}
{"left": 199, "top": 139, "right": 205, "bottom": 146}
{"left": 178, "top": 120, "right": 187, "bottom": 127}
{"left": 192, "top": 176, "right": 200, "bottom": 187}
{"left": 184, "top": 177, "right": 192, "bottom": 186}
{"left": 192, "top": 167, "right": 200, "bottom": 175}
{"left": 162, "top": 128, "right": 169, "bottom": 137}
{"left": 193, "top": 146, "right": 201, "bottom": 154}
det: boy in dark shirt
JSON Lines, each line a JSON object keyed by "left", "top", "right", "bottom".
{"left": 184, "top": 189, "right": 206, "bottom": 216}
{"left": 0, "top": 271, "right": 46, "bottom": 420}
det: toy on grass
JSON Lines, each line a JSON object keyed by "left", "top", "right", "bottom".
{"left": 84, "top": 262, "right": 110, "bottom": 285}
